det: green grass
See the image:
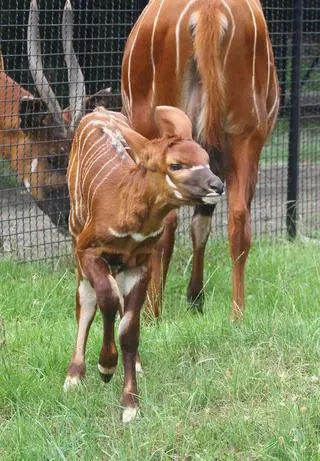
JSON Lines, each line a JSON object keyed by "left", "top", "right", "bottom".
{"left": 1, "top": 240, "right": 320, "bottom": 460}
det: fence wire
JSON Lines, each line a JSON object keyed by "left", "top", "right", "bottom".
{"left": 0, "top": 1, "right": 319, "bottom": 262}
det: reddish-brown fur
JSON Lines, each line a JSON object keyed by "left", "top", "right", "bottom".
{"left": 0, "top": 69, "right": 71, "bottom": 226}
{"left": 65, "top": 106, "right": 224, "bottom": 422}
{"left": 122, "top": 0, "right": 279, "bottom": 319}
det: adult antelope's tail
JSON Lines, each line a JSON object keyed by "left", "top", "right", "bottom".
{"left": 193, "top": 3, "right": 226, "bottom": 149}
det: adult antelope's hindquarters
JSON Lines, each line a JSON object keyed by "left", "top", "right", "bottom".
{"left": 65, "top": 106, "right": 224, "bottom": 422}
{"left": 122, "top": 0, "right": 279, "bottom": 319}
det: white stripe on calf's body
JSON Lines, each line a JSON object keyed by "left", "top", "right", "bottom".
{"left": 108, "top": 226, "right": 164, "bottom": 242}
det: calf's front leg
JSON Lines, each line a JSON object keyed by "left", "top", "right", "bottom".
{"left": 64, "top": 275, "right": 97, "bottom": 390}
{"left": 117, "top": 265, "right": 150, "bottom": 423}
{"left": 65, "top": 248, "right": 122, "bottom": 389}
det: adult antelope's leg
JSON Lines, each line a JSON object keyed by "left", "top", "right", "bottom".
{"left": 118, "top": 265, "right": 150, "bottom": 423}
{"left": 145, "top": 210, "right": 177, "bottom": 319}
{"left": 64, "top": 273, "right": 97, "bottom": 390}
{"left": 187, "top": 204, "right": 216, "bottom": 311}
{"left": 227, "top": 134, "right": 263, "bottom": 321}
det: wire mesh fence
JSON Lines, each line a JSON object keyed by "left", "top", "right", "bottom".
{"left": 0, "top": 1, "right": 319, "bottom": 262}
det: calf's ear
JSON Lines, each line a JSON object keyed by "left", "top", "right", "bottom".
{"left": 120, "top": 124, "right": 149, "bottom": 165}
{"left": 154, "top": 106, "right": 193, "bottom": 139}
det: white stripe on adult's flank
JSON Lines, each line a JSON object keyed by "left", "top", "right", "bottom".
{"left": 249, "top": 0, "right": 271, "bottom": 102}
{"left": 151, "top": 0, "right": 166, "bottom": 107}
{"left": 175, "top": 0, "right": 197, "bottom": 75}
{"left": 268, "top": 67, "right": 279, "bottom": 121}
{"left": 127, "top": 1, "right": 154, "bottom": 119}
{"left": 266, "top": 36, "right": 271, "bottom": 97}
{"left": 221, "top": 0, "right": 235, "bottom": 71}
{"left": 245, "top": 0, "right": 260, "bottom": 124}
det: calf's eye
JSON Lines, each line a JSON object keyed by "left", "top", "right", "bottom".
{"left": 170, "top": 163, "right": 183, "bottom": 171}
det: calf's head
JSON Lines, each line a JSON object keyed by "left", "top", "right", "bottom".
{"left": 120, "top": 106, "right": 224, "bottom": 206}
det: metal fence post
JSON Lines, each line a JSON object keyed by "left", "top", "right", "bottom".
{"left": 287, "top": 0, "right": 303, "bottom": 239}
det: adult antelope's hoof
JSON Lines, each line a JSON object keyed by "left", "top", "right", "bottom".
{"left": 98, "top": 364, "right": 116, "bottom": 383}
{"left": 122, "top": 406, "right": 140, "bottom": 424}
{"left": 187, "top": 289, "right": 204, "bottom": 313}
{"left": 63, "top": 375, "right": 82, "bottom": 392}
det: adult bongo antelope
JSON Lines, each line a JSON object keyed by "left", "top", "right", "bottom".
{"left": 0, "top": 0, "right": 111, "bottom": 229}
{"left": 64, "top": 105, "right": 224, "bottom": 422}
{"left": 122, "top": 0, "right": 279, "bottom": 320}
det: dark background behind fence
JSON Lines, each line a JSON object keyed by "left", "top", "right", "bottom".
{"left": 0, "top": 1, "right": 319, "bottom": 261}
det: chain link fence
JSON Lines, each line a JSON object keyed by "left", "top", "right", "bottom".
{"left": 0, "top": 1, "right": 319, "bottom": 262}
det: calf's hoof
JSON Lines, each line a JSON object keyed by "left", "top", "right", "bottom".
{"left": 98, "top": 364, "right": 116, "bottom": 383}
{"left": 63, "top": 375, "right": 82, "bottom": 392}
{"left": 122, "top": 406, "right": 140, "bottom": 424}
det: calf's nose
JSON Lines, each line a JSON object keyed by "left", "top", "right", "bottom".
{"left": 209, "top": 177, "right": 224, "bottom": 196}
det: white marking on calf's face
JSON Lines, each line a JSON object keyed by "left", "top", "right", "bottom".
{"left": 174, "top": 190, "right": 183, "bottom": 199}
{"left": 202, "top": 194, "right": 222, "bottom": 205}
{"left": 189, "top": 164, "right": 210, "bottom": 171}
{"left": 166, "top": 174, "right": 178, "bottom": 190}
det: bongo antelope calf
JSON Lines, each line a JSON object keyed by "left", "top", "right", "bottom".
{"left": 65, "top": 105, "right": 224, "bottom": 423}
